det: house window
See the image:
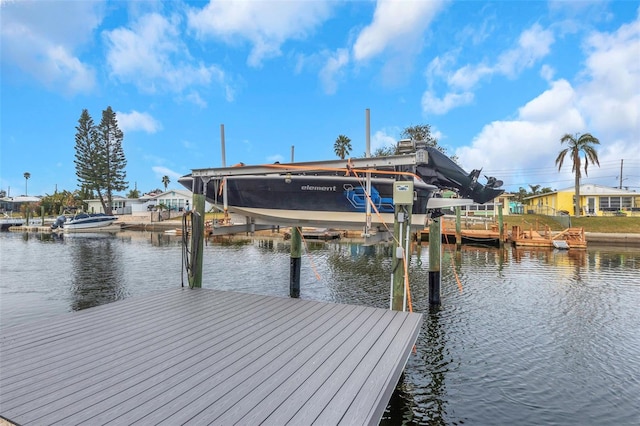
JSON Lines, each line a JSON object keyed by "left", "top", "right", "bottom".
{"left": 599, "top": 196, "right": 633, "bottom": 210}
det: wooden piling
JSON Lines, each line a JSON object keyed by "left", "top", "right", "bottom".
{"left": 190, "top": 192, "right": 206, "bottom": 288}
{"left": 391, "top": 208, "right": 409, "bottom": 311}
{"left": 428, "top": 217, "right": 441, "bottom": 305}
{"left": 290, "top": 226, "right": 301, "bottom": 298}
{"left": 498, "top": 204, "right": 504, "bottom": 248}
{"left": 455, "top": 206, "right": 462, "bottom": 250}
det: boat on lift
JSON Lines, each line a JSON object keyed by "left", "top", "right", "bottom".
{"left": 178, "top": 142, "right": 504, "bottom": 229}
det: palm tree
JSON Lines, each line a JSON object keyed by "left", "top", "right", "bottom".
{"left": 23, "top": 172, "right": 30, "bottom": 196}
{"left": 555, "top": 132, "right": 600, "bottom": 216}
{"left": 528, "top": 184, "right": 541, "bottom": 195}
{"left": 334, "top": 135, "right": 352, "bottom": 159}
{"left": 162, "top": 175, "right": 170, "bottom": 191}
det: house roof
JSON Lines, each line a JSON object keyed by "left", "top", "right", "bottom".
{"left": 150, "top": 189, "right": 192, "bottom": 200}
{"left": 82, "top": 189, "right": 193, "bottom": 203}
{"left": 525, "top": 184, "right": 637, "bottom": 200}
{"left": 1, "top": 196, "right": 41, "bottom": 202}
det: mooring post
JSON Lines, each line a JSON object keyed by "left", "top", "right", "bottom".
{"left": 391, "top": 208, "right": 406, "bottom": 311}
{"left": 41, "top": 206, "right": 45, "bottom": 226}
{"left": 389, "top": 210, "right": 404, "bottom": 311}
{"left": 190, "top": 179, "right": 206, "bottom": 288}
{"left": 455, "top": 206, "right": 462, "bottom": 250}
{"left": 428, "top": 216, "right": 442, "bottom": 305}
{"left": 498, "top": 203, "right": 504, "bottom": 248}
{"left": 290, "top": 226, "right": 301, "bottom": 298}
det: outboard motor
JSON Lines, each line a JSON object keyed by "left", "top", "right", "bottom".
{"left": 51, "top": 215, "right": 66, "bottom": 230}
{"left": 415, "top": 146, "right": 504, "bottom": 204}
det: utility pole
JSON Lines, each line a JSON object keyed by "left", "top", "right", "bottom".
{"left": 620, "top": 159, "right": 624, "bottom": 189}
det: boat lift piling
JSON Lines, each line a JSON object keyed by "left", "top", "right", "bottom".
{"left": 189, "top": 178, "right": 206, "bottom": 288}
{"left": 428, "top": 214, "right": 442, "bottom": 305}
{"left": 220, "top": 124, "right": 230, "bottom": 225}
{"left": 290, "top": 226, "right": 302, "bottom": 298}
{"left": 455, "top": 206, "right": 462, "bottom": 250}
{"left": 364, "top": 108, "right": 372, "bottom": 237}
{"left": 498, "top": 203, "right": 505, "bottom": 249}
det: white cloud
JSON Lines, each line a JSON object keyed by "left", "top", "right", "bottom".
{"left": 422, "top": 90, "right": 474, "bottom": 115}
{"left": 351, "top": 0, "right": 447, "bottom": 86}
{"left": 352, "top": 0, "right": 445, "bottom": 62}
{"left": 152, "top": 166, "right": 183, "bottom": 182}
{"left": 495, "top": 24, "right": 554, "bottom": 78}
{"left": 116, "top": 110, "right": 162, "bottom": 134}
{"left": 455, "top": 9, "right": 639, "bottom": 193}
{"left": 518, "top": 79, "right": 580, "bottom": 123}
{"left": 184, "top": 92, "right": 208, "bottom": 108}
{"left": 578, "top": 15, "right": 640, "bottom": 140}
{"left": 0, "top": 0, "right": 102, "bottom": 94}
{"left": 319, "top": 48, "right": 350, "bottom": 95}
{"left": 447, "top": 64, "right": 493, "bottom": 91}
{"left": 540, "top": 64, "right": 555, "bottom": 81}
{"left": 423, "top": 23, "right": 555, "bottom": 115}
{"left": 187, "top": 0, "right": 332, "bottom": 67}
{"left": 104, "top": 12, "right": 229, "bottom": 95}
{"left": 456, "top": 79, "right": 586, "bottom": 190}
{"left": 371, "top": 130, "right": 398, "bottom": 153}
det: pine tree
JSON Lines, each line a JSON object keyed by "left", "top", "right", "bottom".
{"left": 97, "top": 106, "right": 128, "bottom": 214}
{"left": 74, "top": 109, "right": 100, "bottom": 201}
{"left": 74, "top": 107, "right": 128, "bottom": 215}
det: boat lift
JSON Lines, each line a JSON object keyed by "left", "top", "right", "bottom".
{"left": 188, "top": 151, "right": 433, "bottom": 233}
{"left": 185, "top": 149, "right": 456, "bottom": 308}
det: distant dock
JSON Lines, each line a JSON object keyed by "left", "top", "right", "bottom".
{"left": 509, "top": 226, "right": 587, "bottom": 249}
{"left": 419, "top": 227, "right": 505, "bottom": 246}
{"left": 0, "top": 288, "right": 422, "bottom": 425}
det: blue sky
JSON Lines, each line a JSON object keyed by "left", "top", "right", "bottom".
{"left": 1, "top": 0, "right": 639, "bottom": 197}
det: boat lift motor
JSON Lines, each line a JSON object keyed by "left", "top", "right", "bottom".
{"left": 393, "top": 181, "right": 414, "bottom": 206}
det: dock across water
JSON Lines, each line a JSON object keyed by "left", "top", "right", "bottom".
{"left": 0, "top": 288, "right": 422, "bottom": 425}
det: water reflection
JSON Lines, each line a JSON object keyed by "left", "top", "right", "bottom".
{"left": 67, "top": 234, "right": 124, "bottom": 311}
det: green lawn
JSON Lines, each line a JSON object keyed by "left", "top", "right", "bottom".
{"left": 168, "top": 212, "right": 640, "bottom": 234}
{"left": 500, "top": 214, "right": 640, "bottom": 234}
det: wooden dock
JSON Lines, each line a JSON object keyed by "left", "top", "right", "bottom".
{"left": 0, "top": 288, "right": 422, "bottom": 425}
{"left": 509, "top": 225, "right": 587, "bottom": 249}
{"left": 419, "top": 223, "right": 589, "bottom": 250}
{"left": 419, "top": 225, "right": 505, "bottom": 246}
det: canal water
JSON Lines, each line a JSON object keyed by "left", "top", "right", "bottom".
{"left": 1, "top": 231, "right": 638, "bottom": 425}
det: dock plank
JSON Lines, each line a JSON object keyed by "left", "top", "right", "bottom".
{"left": 0, "top": 288, "right": 422, "bottom": 425}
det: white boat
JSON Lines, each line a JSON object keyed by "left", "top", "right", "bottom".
{"left": 51, "top": 213, "right": 119, "bottom": 232}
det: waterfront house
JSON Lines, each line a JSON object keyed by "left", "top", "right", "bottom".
{"left": 457, "top": 193, "right": 514, "bottom": 217}
{"left": 0, "top": 195, "right": 41, "bottom": 214}
{"left": 84, "top": 189, "right": 212, "bottom": 219}
{"left": 525, "top": 184, "right": 639, "bottom": 216}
